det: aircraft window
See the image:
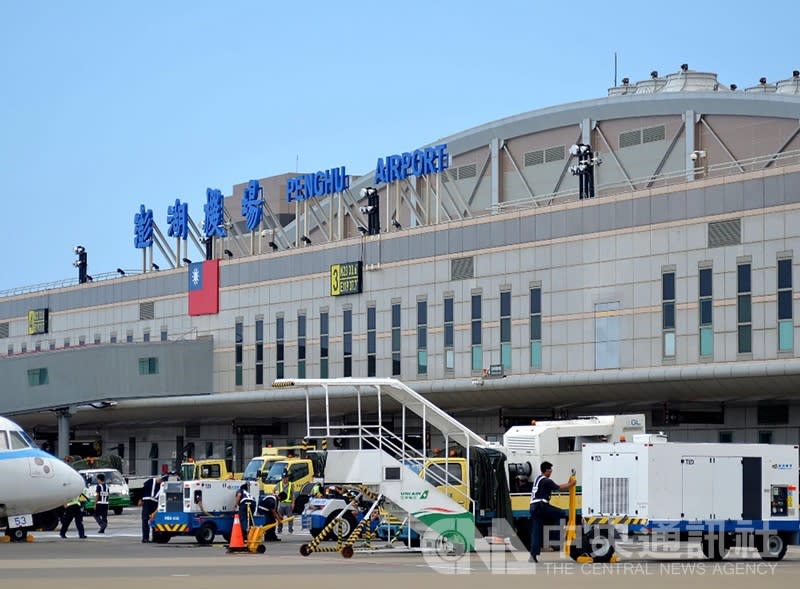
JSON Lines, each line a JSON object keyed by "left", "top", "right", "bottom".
{"left": 9, "top": 430, "right": 31, "bottom": 449}
{"left": 0, "top": 431, "right": 8, "bottom": 450}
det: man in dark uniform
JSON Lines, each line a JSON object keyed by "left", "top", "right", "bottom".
{"left": 140, "top": 473, "right": 167, "bottom": 543}
{"left": 60, "top": 492, "right": 88, "bottom": 539}
{"left": 257, "top": 491, "right": 286, "bottom": 541}
{"left": 528, "top": 461, "right": 576, "bottom": 562}
{"left": 93, "top": 473, "right": 109, "bottom": 534}
{"left": 234, "top": 483, "right": 256, "bottom": 539}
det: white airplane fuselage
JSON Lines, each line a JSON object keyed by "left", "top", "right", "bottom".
{"left": 0, "top": 417, "right": 86, "bottom": 523}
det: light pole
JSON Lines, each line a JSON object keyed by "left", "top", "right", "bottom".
{"left": 569, "top": 143, "right": 601, "bottom": 200}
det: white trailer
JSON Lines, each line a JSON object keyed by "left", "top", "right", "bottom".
{"left": 579, "top": 438, "right": 800, "bottom": 561}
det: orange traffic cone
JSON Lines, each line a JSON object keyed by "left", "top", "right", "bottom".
{"left": 227, "top": 513, "right": 246, "bottom": 552}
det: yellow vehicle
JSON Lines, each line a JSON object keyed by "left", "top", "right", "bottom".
{"left": 179, "top": 458, "right": 242, "bottom": 481}
{"left": 242, "top": 445, "right": 325, "bottom": 515}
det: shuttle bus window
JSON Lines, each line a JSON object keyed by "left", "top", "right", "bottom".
{"left": 0, "top": 430, "right": 8, "bottom": 450}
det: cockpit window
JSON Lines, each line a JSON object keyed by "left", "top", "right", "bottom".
{"left": 0, "top": 430, "right": 8, "bottom": 450}
{"left": 9, "top": 430, "right": 32, "bottom": 449}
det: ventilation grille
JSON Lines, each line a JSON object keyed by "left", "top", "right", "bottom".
{"left": 139, "top": 301, "right": 155, "bottom": 321}
{"left": 503, "top": 433, "right": 538, "bottom": 453}
{"left": 525, "top": 150, "right": 544, "bottom": 167}
{"left": 0, "top": 323, "right": 8, "bottom": 339}
{"left": 443, "top": 163, "right": 477, "bottom": 182}
{"left": 544, "top": 145, "right": 565, "bottom": 162}
{"left": 451, "top": 257, "right": 474, "bottom": 280}
{"left": 643, "top": 125, "right": 666, "bottom": 144}
{"left": 619, "top": 130, "right": 641, "bottom": 148}
{"left": 599, "top": 477, "right": 629, "bottom": 514}
{"left": 708, "top": 219, "right": 741, "bottom": 248}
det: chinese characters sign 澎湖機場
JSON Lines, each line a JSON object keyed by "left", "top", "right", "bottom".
{"left": 204, "top": 188, "right": 227, "bottom": 238}
{"left": 167, "top": 199, "right": 189, "bottom": 239}
{"left": 134, "top": 204, "right": 154, "bottom": 249}
{"left": 241, "top": 180, "right": 263, "bottom": 231}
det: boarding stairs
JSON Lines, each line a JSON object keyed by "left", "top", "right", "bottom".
{"left": 273, "top": 378, "right": 490, "bottom": 550}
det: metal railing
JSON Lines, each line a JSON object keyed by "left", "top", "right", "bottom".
{"left": 0, "top": 269, "right": 142, "bottom": 299}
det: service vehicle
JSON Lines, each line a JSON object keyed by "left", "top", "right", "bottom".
{"left": 78, "top": 468, "right": 132, "bottom": 515}
{"left": 151, "top": 479, "right": 262, "bottom": 544}
{"left": 575, "top": 436, "right": 800, "bottom": 562}
{"left": 179, "top": 458, "right": 241, "bottom": 481}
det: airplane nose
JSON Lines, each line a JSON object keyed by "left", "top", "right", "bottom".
{"left": 63, "top": 464, "right": 86, "bottom": 495}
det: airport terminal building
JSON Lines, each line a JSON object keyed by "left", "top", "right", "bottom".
{"left": 3, "top": 66, "right": 800, "bottom": 475}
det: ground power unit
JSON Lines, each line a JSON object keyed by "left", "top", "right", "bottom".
{"left": 579, "top": 438, "right": 799, "bottom": 561}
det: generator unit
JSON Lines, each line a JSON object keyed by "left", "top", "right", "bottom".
{"left": 580, "top": 439, "right": 800, "bottom": 561}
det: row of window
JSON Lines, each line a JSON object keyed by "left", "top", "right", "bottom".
{"left": 232, "top": 288, "right": 544, "bottom": 386}
{"left": 662, "top": 257, "right": 793, "bottom": 358}
{"left": 9, "top": 329, "right": 169, "bottom": 356}
{"left": 27, "top": 357, "right": 159, "bottom": 387}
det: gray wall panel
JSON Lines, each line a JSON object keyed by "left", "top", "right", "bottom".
{"left": 434, "top": 230, "right": 449, "bottom": 256}
{"left": 651, "top": 194, "right": 670, "bottom": 225}
{"left": 613, "top": 199, "right": 633, "bottom": 230}
{"left": 723, "top": 181, "right": 745, "bottom": 214}
{"left": 0, "top": 338, "right": 213, "bottom": 414}
{"left": 666, "top": 191, "right": 687, "bottom": 221}
{"left": 596, "top": 202, "right": 615, "bottom": 233}
{"left": 742, "top": 179, "right": 764, "bottom": 210}
{"left": 704, "top": 185, "right": 725, "bottom": 216}
{"left": 686, "top": 188, "right": 705, "bottom": 219}
{"left": 632, "top": 198, "right": 650, "bottom": 226}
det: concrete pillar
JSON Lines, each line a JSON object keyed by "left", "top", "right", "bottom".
{"left": 57, "top": 410, "right": 71, "bottom": 459}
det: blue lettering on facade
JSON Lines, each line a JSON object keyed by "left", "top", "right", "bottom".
{"left": 241, "top": 180, "right": 264, "bottom": 231}
{"left": 134, "top": 204, "right": 154, "bottom": 248}
{"left": 373, "top": 144, "right": 449, "bottom": 185}
{"left": 203, "top": 188, "right": 227, "bottom": 238}
{"left": 286, "top": 166, "right": 349, "bottom": 203}
{"left": 167, "top": 198, "right": 189, "bottom": 240}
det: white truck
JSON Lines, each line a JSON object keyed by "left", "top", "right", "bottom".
{"left": 151, "top": 479, "right": 263, "bottom": 544}
{"left": 578, "top": 437, "right": 800, "bottom": 562}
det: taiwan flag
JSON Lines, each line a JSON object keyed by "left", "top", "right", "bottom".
{"left": 188, "top": 259, "right": 219, "bottom": 316}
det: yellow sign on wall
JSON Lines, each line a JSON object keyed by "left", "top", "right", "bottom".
{"left": 330, "top": 262, "right": 363, "bottom": 296}
{"left": 28, "top": 308, "right": 49, "bottom": 335}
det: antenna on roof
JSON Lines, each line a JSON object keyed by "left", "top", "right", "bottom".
{"left": 613, "top": 52, "right": 618, "bottom": 87}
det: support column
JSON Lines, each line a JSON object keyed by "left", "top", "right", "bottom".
{"left": 490, "top": 137, "right": 501, "bottom": 212}
{"left": 57, "top": 409, "right": 71, "bottom": 459}
{"left": 685, "top": 109, "right": 697, "bottom": 181}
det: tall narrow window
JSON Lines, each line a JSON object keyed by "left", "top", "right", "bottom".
{"left": 530, "top": 286, "right": 542, "bottom": 369}
{"left": 343, "top": 308, "right": 352, "bottom": 377}
{"left": 699, "top": 266, "right": 713, "bottom": 357}
{"left": 471, "top": 293, "right": 482, "bottom": 371}
{"left": 737, "top": 262, "right": 752, "bottom": 354}
{"left": 255, "top": 318, "right": 264, "bottom": 385}
{"left": 297, "top": 312, "right": 306, "bottom": 378}
{"left": 778, "top": 257, "right": 793, "bottom": 352}
{"left": 320, "top": 311, "right": 329, "bottom": 378}
{"left": 444, "top": 296, "right": 454, "bottom": 371}
{"left": 392, "top": 302, "right": 401, "bottom": 376}
{"left": 417, "top": 299, "right": 427, "bottom": 375}
{"left": 235, "top": 319, "right": 243, "bottom": 386}
{"left": 276, "top": 315, "right": 285, "bottom": 379}
{"left": 367, "top": 305, "right": 376, "bottom": 377}
{"left": 500, "top": 290, "right": 511, "bottom": 370}
{"left": 662, "top": 270, "right": 676, "bottom": 358}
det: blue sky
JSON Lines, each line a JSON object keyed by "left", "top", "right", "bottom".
{"left": 0, "top": 1, "right": 796, "bottom": 291}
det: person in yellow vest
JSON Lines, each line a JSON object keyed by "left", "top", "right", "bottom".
{"left": 60, "top": 492, "right": 88, "bottom": 539}
{"left": 276, "top": 472, "right": 294, "bottom": 534}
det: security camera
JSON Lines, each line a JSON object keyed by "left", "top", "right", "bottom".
{"left": 690, "top": 152, "right": 698, "bottom": 161}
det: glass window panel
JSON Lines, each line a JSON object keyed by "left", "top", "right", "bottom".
{"left": 344, "top": 310, "right": 352, "bottom": 332}
{"left": 417, "top": 350, "right": 428, "bottom": 374}
{"left": 471, "top": 346, "right": 482, "bottom": 371}
{"left": 699, "top": 268, "right": 712, "bottom": 297}
{"left": 320, "top": 358, "right": 328, "bottom": 378}
{"left": 501, "top": 343, "right": 511, "bottom": 369}
{"left": 320, "top": 336, "right": 328, "bottom": 358}
{"left": 277, "top": 344, "right": 284, "bottom": 362}
{"left": 738, "top": 325, "right": 752, "bottom": 353}
{"left": 530, "top": 289, "right": 541, "bottom": 314}
{"left": 444, "top": 325, "right": 454, "bottom": 347}
{"left": 500, "top": 291, "right": 511, "bottom": 317}
{"left": 737, "top": 264, "right": 751, "bottom": 293}
{"left": 662, "top": 273, "right": 675, "bottom": 300}
{"left": 367, "top": 355, "right": 376, "bottom": 377}
{"left": 530, "top": 315, "right": 541, "bottom": 340}
{"left": 778, "top": 259, "right": 792, "bottom": 289}
{"left": 255, "top": 320, "right": 263, "bottom": 342}
{"left": 320, "top": 312, "right": 328, "bottom": 334}
{"left": 738, "top": 295, "right": 751, "bottom": 323}
{"left": 344, "top": 356, "right": 352, "bottom": 377}
{"left": 700, "top": 300, "right": 713, "bottom": 325}
{"left": 392, "top": 330, "right": 400, "bottom": 350}
{"left": 417, "top": 326, "right": 427, "bottom": 349}
{"left": 444, "top": 298, "right": 453, "bottom": 322}
{"left": 368, "top": 331, "right": 376, "bottom": 354}
{"left": 235, "top": 346, "right": 243, "bottom": 364}
{"left": 367, "top": 307, "right": 376, "bottom": 330}
{"left": 779, "top": 320, "right": 794, "bottom": 352}
{"left": 530, "top": 341, "right": 542, "bottom": 369}
{"left": 778, "top": 290, "right": 793, "bottom": 320}
{"left": 391, "top": 304, "right": 400, "bottom": 327}
{"left": 235, "top": 365, "right": 243, "bottom": 386}
{"left": 500, "top": 318, "right": 511, "bottom": 342}
{"left": 664, "top": 332, "right": 675, "bottom": 357}
{"left": 235, "top": 322, "right": 243, "bottom": 343}
{"left": 392, "top": 353, "right": 400, "bottom": 376}
{"left": 276, "top": 317, "right": 284, "bottom": 339}
{"left": 663, "top": 303, "right": 675, "bottom": 329}
{"left": 417, "top": 301, "right": 427, "bottom": 325}
{"left": 298, "top": 316, "right": 306, "bottom": 337}
{"left": 256, "top": 365, "right": 263, "bottom": 385}
{"left": 471, "top": 295, "right": 481, "bottom": 319}
{"left": 344, "top": 333, "right": 352, "bottom": 355}
{"left": 256, "top": 345, "right": 263, "bottom": 363}
{"left": 471, "top": 321, "right": 481, "bottom": 345}
{"left": 445, "top": 349, "right": 455, "bottom": 370}
{"left": 700, "top": 326, "right": 713, "bottom": 356}
{"left": 298, "top": 361, "right": 305, "bottom": 378}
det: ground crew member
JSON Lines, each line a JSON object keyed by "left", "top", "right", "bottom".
{"left": 93, "top": 473, "right": 109, "bottom": 534}
{"left": 60, "top": 492, "right": 88, "bottom": 539}
{"left": 528, "top": 461, "right": 575, "bottom": 562}
{"left": 276, "top": 473, "right": 294, "bottom": 534}
{"left": 140, "top": 473, "right": 167, "bottom": 543}
{"left": 257, "top": 491, "right": 286, "bottom": 541}
{"left": 310, "top": 482, "right": 323, "bottom": 498}
{"left": 234, "top": 483, "right": 256, "bottom": 539}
